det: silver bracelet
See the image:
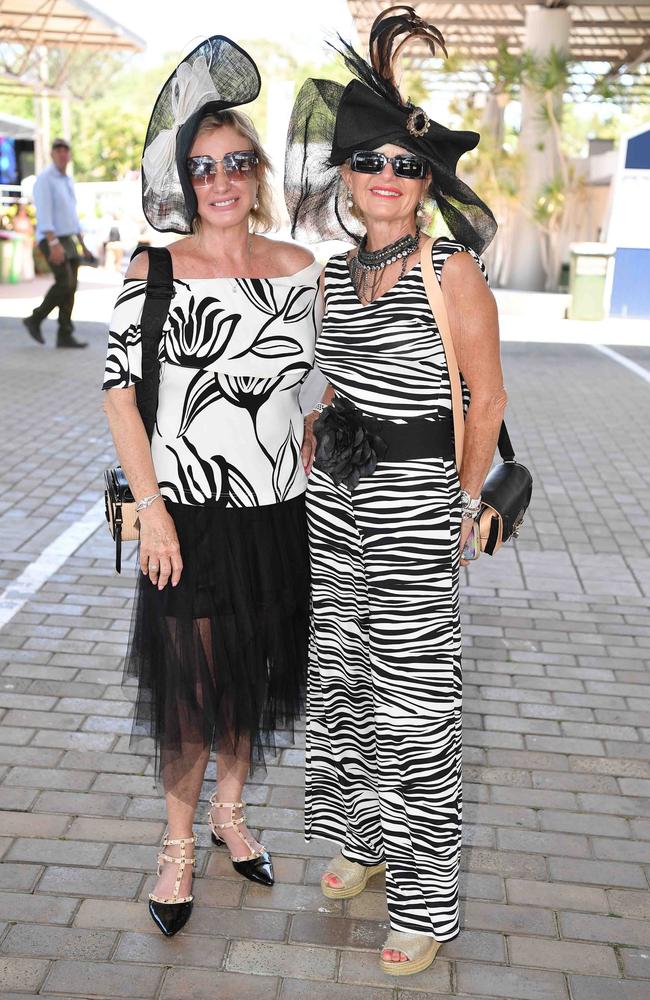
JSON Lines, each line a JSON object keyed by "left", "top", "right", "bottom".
{"left": 460, "top": 490, "right": 482, "bottom": 519}
{"left": 135, "top": 492, "right": 162, "bottom": 513}
{"left": 312, "top": 402, "right": 326, "bottom": 414}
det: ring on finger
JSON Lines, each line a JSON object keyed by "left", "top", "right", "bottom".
{"left": 149, "top": 563, "right": 159, "bottom": 571}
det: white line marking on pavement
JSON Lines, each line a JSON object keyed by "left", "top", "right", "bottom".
{"left": 0, "top": 497, "right": 106, "bottom": 630}
{"left": 593, "top": 344, "right": 650, "bottom": 385}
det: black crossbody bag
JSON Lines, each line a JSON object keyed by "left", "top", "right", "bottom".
{"left": 103, "top": 246, "right": 174, "bottom": 573}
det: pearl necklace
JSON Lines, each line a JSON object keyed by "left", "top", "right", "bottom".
{"left": 349, "top": 227, "right": 421, "bottom": 302}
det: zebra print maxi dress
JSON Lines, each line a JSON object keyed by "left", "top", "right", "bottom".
{"left": 306, "top": 238, "right": 486, "bottom": 941}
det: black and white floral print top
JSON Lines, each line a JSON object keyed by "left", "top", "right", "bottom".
{"left": 102, "top": 261, "right": 321, "bottom": 507}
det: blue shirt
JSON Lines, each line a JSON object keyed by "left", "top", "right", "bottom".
{"left": 33, "top": 163, "right": 82, "bottom": 241}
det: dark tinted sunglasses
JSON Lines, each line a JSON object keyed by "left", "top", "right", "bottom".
{"left": 349, "top": 150, "right": 428, "bottom": 180}
{"left": 186, "top": 151, "right": 259, "bottom": 185}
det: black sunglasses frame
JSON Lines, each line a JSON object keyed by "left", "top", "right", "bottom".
{"left": 186, "top": 151, "right": 259, "bottom": 183}
{"left": 349, "top": 150, "right": 429, "bottom": 180}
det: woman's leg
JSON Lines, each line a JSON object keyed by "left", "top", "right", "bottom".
{"left": 209, "top": 740, "right": 264, "bottom": 856}
{"left": 151, "top": 615, "right": 214, "bottom": 898}
{"left": 307, "top": 469, "right": 384, "bottom": 888}
{"left": 152, "top": 742, "right": 210, "bottom": 899}
{"left": 352, "top": 462, "right": 463, "bottom": 961}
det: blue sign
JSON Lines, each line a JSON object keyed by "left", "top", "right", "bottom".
{"left": 609, "top": 126, "right": 650, "bottom": 318}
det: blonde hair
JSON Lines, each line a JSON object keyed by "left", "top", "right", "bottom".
{"left": 191, "top": 110, "right": 276, "bottom": 233}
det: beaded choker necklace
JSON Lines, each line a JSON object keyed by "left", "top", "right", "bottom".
{"left": 349, "top": 227, "right": 421, "bottom": 302}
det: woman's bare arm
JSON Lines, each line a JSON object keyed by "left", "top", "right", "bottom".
{"left": 441, "top": 251, "right": 507, "bottom": 562}
{"left": 103, "top": 252, "right": 182, "bottom": 588}
{"left": 442, "top": 251, "right": 507, "bottom": 496}
{"left": 103, "top": 387, "right": 158, "bottom": 508}
{"left": 301, "top": 269, "right": 334, "bottom": 475}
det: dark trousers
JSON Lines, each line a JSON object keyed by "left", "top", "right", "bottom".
{"left": 32, "top": 236, "right": 79, "bottom": 338}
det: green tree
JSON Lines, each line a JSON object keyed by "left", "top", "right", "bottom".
{"left": 523, "top": 48, "right": 589, "bottom": 290}
{"left": 71, "top": 101, "right": 145, "bottom": 181}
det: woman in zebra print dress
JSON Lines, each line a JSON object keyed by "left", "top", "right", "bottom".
{"left": 286, "top": 9, "right": 506, "bottom": 976}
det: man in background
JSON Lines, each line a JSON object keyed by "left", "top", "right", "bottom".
{"left": 23, "top": 138, "right": 91, "bottom": 349}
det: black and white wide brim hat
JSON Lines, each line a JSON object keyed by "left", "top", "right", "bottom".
{"left": 141, "top": 35, "right": 261, "bottom": 234}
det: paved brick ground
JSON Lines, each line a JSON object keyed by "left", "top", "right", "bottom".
{"left": 1, "top": 310, "right": 649, "bottom": 1000}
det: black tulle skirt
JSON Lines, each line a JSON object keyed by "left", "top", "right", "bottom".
{"left": 124, "top": 493, "right": 309, "bottom": 788}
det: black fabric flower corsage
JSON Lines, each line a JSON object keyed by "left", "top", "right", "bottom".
{"left": 312, "top": 396, "right": 387, "bottom": 491}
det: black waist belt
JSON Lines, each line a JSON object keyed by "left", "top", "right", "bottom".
{"left": 312, "top": 397, "right": 454, "bottom": 491}
{"left": 378, "top": 415, "right": 455, "bottom": 462}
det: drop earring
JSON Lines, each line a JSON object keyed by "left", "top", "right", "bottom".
{"left": 346, "top": 190, "right": 354, "bottom": 209}
{"left": 417, "top": 200, "right": 425, "bottom": 217}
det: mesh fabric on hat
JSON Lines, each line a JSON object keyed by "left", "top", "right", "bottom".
{"left": 284, "top": 78, "right": 358, "bottom": 245}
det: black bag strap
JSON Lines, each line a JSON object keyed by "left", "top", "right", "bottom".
{"left": 131, "top": 245, "right": 174, "bottom": 440}
{"left": 497, "top": 422, "right": 515, "bottom": 463}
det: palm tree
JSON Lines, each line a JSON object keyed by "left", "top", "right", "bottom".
{"left": 525, "top": 48, "right": 587, "bottom": 291}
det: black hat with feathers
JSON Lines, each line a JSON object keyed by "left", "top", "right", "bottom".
{"left": 284, "top": 5, "right": 496, "bottom": 252}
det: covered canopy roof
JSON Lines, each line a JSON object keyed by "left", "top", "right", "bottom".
{"left": 0, "top": 0, "right": 145, "bottom": 104}
{"left": 348, "top": 0, "right": 650, "bottom": 99}
{"left": 0, "top": 110, "right": 34, "bottom": 137}
{"left": 0, "top": 0, "right": 145, "bottom": 53}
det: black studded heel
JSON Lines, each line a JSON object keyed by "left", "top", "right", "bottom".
{"left": 148, "top": 832, "right": 196, "bottom": 936}
{"left": 207, "top": 796, "right": 274, "bottom": 887}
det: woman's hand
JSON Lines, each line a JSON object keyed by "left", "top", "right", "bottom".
{"left": 459, "top": 516, "right": 477, "bottom": 568}
{"left": 302, "top": 414, "right": 317, "bottom": 476}
{"left": 138, "top": 503, "right": 183, "bottom": 589}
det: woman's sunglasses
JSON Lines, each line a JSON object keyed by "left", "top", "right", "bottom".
{"left": 349, "top": 150, "right": 428, "bottom": 180}
{"left": 186, "top": 151, "right": 259, "bottom": 185}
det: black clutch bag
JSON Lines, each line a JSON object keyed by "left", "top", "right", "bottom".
{"left": 479, "top": 425, "right": 533, "bottom": 555}
{"left": 103, "top": 467, "right": 138, "bottom": 574}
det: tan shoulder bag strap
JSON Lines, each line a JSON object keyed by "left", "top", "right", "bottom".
{"left": 420, "top": 237, "right": 464, "bottom": 470}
